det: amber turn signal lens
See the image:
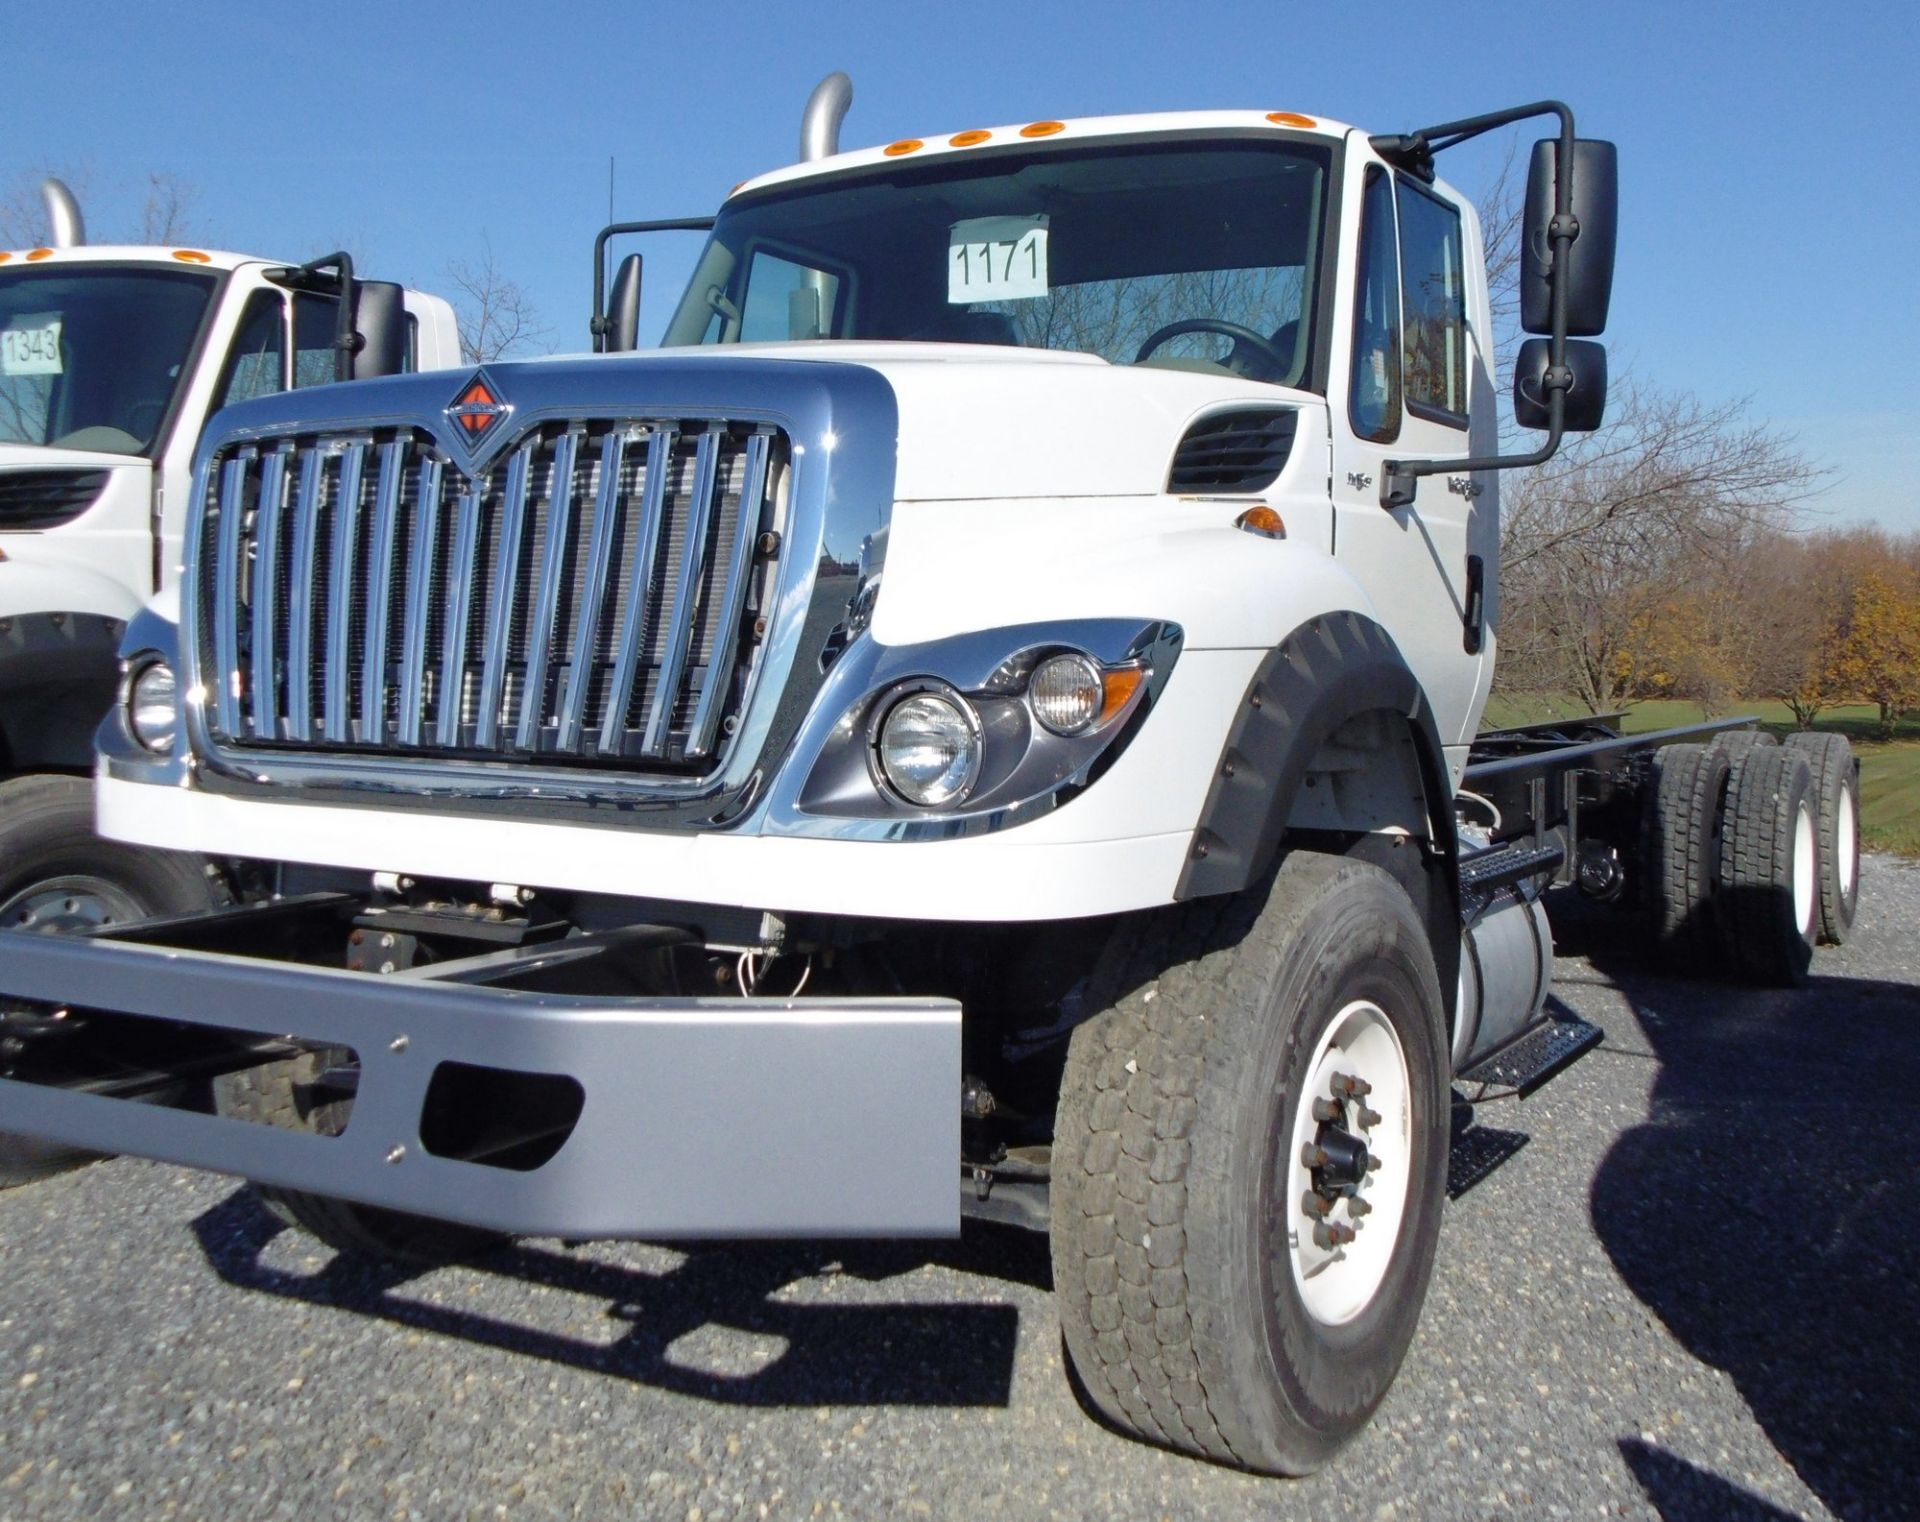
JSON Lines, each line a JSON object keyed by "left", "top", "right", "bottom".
{"left": 1099, "top": 668, "right": 1145, "bottom": 724}
{"left": 1235, "top": 506, "right": 1287, "bottom": 539}
{"left": 1020, "top": 121, "right": 1066, "bottom": 138}
{"left": 1266, "top": 111, "right": 1318, "bottom": 128}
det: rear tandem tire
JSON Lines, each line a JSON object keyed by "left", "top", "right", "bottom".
{"left": 1717, "top": 747, "right": 1821, "bottom": 986}
{"left": 1643, "top": 743, "right": 1731, "bottom": 970}
{"left": 0, "top": 774, "right": 222, "bottom": 1189}
{"left": 212, "top": 1048, "right": 503, "bottom": 1265}
{"left": 1783, "top": 732, "right": 1860, "bottom": 945}
{"left": 1050, "top": 851, "right": 1450, "bottom": 1475}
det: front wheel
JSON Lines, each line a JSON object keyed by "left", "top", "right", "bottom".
{"left": 0, "top": 774, "right": 221, "bottom": 1188}
{"left": 1051, "top": 851, "right": 1450, "bottom": 1475}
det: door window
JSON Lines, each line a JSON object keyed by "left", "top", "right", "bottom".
{"left": 1348, "top": 167, "right": 1402, "bottom": 443}
{"left": 214, "top": 292, "right": 285, "bottom": 409}
{"left": 1395, "top": 179, "right": 1467, "bottom": 424}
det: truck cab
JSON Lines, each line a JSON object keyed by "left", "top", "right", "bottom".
{"left": 0, "top": 211, "right": 460, "bottom": 943}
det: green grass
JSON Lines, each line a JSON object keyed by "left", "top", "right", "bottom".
{"left": 1483, "top": 695, "right": 1920, "bottom": 858}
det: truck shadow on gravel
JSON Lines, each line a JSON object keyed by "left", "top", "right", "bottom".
{"left": 1558, "top": 894, "right": 1920, "bottom": 1522}
{"left": 189, "top": 1191, "right": 1042, "bottom": 1408}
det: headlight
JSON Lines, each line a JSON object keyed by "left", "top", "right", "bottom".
{"left": 128, "top": 661, "right": 178, "bottom": 754}
{"left": 1028, "top": 653, "right": 1104, "bottom": 736}
{"left": 876, "top": 688, "right": 981, "bottom": 807}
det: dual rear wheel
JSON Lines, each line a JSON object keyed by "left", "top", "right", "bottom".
{"left": 1645, "top": 730, "right": 1859, "bottom": 985}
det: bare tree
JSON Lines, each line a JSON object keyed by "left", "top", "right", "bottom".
{"left": 1496, "top": 381, "right": 1825, "bottom": 710}
{"left": 445, "top": 239, "right": 551, "bottom": 364}
{"left": 1, "top": 165, "right": 207, "bottom": 247}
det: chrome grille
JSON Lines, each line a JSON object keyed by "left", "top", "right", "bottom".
{"left": 196, "top": 420, "right": 784, "bottom": 772}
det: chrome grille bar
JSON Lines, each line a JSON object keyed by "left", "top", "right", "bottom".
{"left": 515, "top": 431, "right": 580, "bottom": 751}
{"left": 555, "top": 430, "right": 627, "bottom": 751}
{"left": 211, "top": 450, "right": 252, "bottom": 738}
{"left": 473, "top": 443, "right": 531, "bottom": 750}
{"left": 396, "top": 455, "right": 444, "bottom": 746}
{"left": 596, "top": 428, "right": 673, "bottom": 756}
{"left": 322, "top": 442, "right": 367, "bottom": 743}
{"left": 358, "top": 441, "right": 406, "bottom": 744}
{"left": 641, "top": 429, "right": 721, "bottom": 756}
{"left": 686, "top": 429, "right": 772, "bottom": 757}
{"left": 434, "top": 485, "right": 484, "bottom": 748}
{"left": 247, "top": 446, "right": 291, "bottom": 740}
{"left": 283, "top": 447, "right": 326, "bottom": 741}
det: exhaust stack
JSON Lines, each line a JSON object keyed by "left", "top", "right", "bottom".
{"left": 799, "top": 72, "right": 853, "bottom": 162}
{"left": 41, "top": 178, "right": 85, "bottom": 248}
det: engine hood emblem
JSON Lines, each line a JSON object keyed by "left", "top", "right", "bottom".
{"left": 445, "top": 371, "right": 510, "bottom": 450}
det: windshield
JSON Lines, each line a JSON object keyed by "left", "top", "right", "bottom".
{"left": 662, "top": 138, "right": 1331, "bottom": 386}
{"left": 0, "top": 265, "right": 217, "bottom": 456}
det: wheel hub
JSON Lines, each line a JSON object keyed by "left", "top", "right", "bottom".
{"left": 1284, "top": 1000, "right": 1413, "bottom": 1326}
{"left": 0, "top": 875, "right": 147, "bottom": 935}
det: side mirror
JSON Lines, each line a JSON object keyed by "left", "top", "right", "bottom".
{"left": 351, "top": 281, "right": 408, "bottom": 380}
{"left": 605, "top": 253, "right": 642, "bottom": 353}
{"left": 1521, "top": 138, "right": 1618, "bottom": 337}
{"left": 1513, "top": 338, "right": 1608, "bottom": 432}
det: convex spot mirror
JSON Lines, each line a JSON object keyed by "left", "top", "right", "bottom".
{"left": 606, "top": 254, "right": 642, "bottom": 353}
{"left": 350, "top": 281, "right": 408, "bottom": 380}
{"left": 1513, "top": 338, "right": 1608, "bottom": 432}
{"left": 1521, "top": 138, "right": 1618, "bottom": 337}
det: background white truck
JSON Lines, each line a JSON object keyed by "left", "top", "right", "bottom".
{"left": 0, "top": 181, "right": 458, "bottom": 1178}
{"left": 0, "top": 86, "right": 1861, "bottom": 1474}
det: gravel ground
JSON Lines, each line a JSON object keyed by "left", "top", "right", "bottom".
{"left": 3, "top": 857, "right": 1917, "bottom": 1522}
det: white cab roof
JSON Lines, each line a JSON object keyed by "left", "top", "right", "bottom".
{"left": 731, "top": 108, "right": 1355, "bottom": 201}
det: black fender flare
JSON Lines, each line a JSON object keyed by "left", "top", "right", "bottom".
{"left": 1175, "top": 609, "right": 1460, "bottom": 1007}
{"left": 0, "top": 611, "right": 127, "bottom": 774}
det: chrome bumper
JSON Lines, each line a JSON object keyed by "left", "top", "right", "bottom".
{"left": 0, "top": 929, "right": 960, "bottom": 1239}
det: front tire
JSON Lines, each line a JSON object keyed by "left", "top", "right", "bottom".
{"left": 1051, "top": 851, "right": 1450, "bottom": 1475}
{"left": 0, "top": 774, "right": 221, "bottom": 1188}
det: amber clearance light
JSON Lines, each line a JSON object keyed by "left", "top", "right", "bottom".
{"left": 172, "top": 249, "right": 212, "bottom": 263}
{"left": 883, "top": 138, "right": 924, "bottom": 157}
{"left": 949, "top": 129, "right": 992, "bottom": 147}
{"left": 1020, "top": 120, "right": 1066, "bottom": 138}
{"left": 1266, "top": 112, "right": 1318, "bottom": 128}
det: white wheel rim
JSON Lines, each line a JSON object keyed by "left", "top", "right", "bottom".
{"left": 1837, "top": 784, "right": 1858, "bottom": 899}
{"left": 1286, "top": 999, "right": 1413, "bottom": 1326}
{"left": 1792, "top": 800, "right": 1818, "bottom": 937}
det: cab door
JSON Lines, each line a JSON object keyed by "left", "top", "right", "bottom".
{"left": 1328, "top": 148, "right": 1499, "bottom": 759}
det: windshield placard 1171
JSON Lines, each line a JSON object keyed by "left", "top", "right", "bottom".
{"left": 947, "top": 216, "right": 1049, "bottom": 304}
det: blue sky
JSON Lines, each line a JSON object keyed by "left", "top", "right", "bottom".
{"left": 11, "top": 0, "right": 1915, "bottom": 528}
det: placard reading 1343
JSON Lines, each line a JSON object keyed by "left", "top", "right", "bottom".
{"left": 948, "top": 216, "right": 1050, "bottom": 303}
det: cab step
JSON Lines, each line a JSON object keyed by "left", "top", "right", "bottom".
{"left": 1458, "top": 1011, "right": 1603, "bottom": 1096}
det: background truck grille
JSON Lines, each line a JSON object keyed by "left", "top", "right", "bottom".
{"left": 194, "top": 419, "right": 786, "bottom": 773}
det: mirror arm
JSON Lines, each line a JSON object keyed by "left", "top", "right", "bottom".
{"left": 1375, "top": 101, "right": 1580, "bottom": 508}
{"left": 590, "top": 217, "right": 716, "bottom": 351}
{"left": 264, "top": 251, "right": 362, "bottom": 382}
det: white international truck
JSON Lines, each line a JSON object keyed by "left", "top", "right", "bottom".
{"left": 0, "top": 183, "right": 460, "bottom": 1179}
{"left": 0, "top": 86, "right": 1862, "bottom": 1473}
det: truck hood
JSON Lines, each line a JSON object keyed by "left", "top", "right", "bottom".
{"left": 201, "top": 343, "right": 1315, "bottom": 503}
{"left": 694, "top": 342, "right": 1315, "bottom": 501}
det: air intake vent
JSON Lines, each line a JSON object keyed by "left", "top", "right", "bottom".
{"left": 0, "top": 470, "right": 109, "bottom": 530}
{"left": 1167, "top": 410, "right": 1297, "bottom": 494}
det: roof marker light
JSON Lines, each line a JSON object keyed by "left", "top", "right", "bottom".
{"left": 172, "top": 249, "right": 212, "bottom": 263}
{"left": 949, "top": 129, "right": 992, "bottom": 147}
{"left": 25, "top": 248, "right": 53, "bottom": 261}
{"left": 0, "top": 252, "right": 11, "bottom": 264}
{"left": 1266, "top": 112, "right": 1318, "bottom": 128}
{"left": 883, "top": 138, "right": 924, "bottom": 157}
{"left": 1020, "top": 121, "right": 1066, "bottom": 138}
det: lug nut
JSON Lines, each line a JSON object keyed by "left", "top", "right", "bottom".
{"left": 1368, "top": 1155, "right": 1383, "bottom": 1173}
{"left": 1313, "top": 1221, "right": 1356, "bottom": 1250}
{"left": 1301, "top": 1191, "right": 1332, "bottom": 1217}
{"left": 1347, "top": 1196, "right": 1373, "bottom": 1217}
{"left": 1331, "top": 1073, "right": 1372, "bottom": 1098}
{"left": 1357, "top": 1105, "right": 1382, "bottom": 1130}
{"left": 1300, "top": 1143, "right": 1327, "bottom": 1169}
{"left": 1311, "top": 1098, "right": 1343, "bottom": 1123}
